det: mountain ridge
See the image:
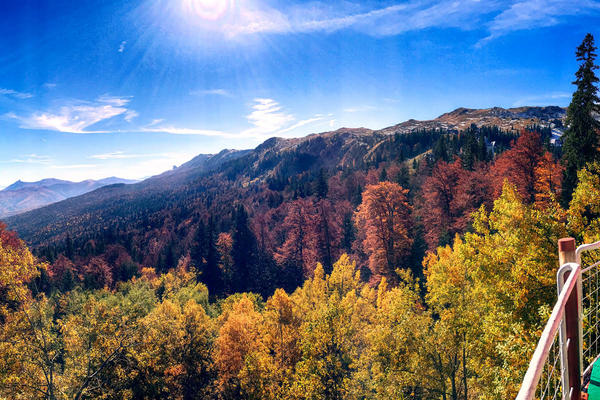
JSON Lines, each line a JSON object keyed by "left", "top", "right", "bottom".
{"left": 0, "top": 177, "right": 138, "bottom": 218}
{"left": 4, "top": 105, "right": 563, "bottom": 247}
{"left": 379, "top": 105, "right": 565, "bottom": 134}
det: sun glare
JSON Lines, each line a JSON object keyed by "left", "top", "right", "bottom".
{"left": 183, "top": 0, "right": 232, "bottom": 20}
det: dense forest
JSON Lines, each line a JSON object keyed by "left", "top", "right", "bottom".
{"left": 1, "top": 34, "right": 600, "bottom": 399}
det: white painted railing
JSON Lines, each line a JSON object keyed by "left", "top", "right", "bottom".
{"left": 517, "top": 239, "right": 600, "bottom": 400}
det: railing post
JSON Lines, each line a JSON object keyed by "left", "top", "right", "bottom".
{"left": 559, "top": 238, "right": 581, "bottom": 400}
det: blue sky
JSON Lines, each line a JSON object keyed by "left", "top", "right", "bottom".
{"left": 0, "top": 0, "right": 599, "bottom": 187}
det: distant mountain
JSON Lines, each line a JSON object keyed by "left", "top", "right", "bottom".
{"left": 0, "top": 177, "right": 137, "bottom": 218}
{"left": 5, "top": 105, "right": 562, "bottom": 250}
{"left": 380, "top": 106, "right": 566, "bottom": 134}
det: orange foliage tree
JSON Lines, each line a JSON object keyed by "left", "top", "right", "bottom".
{"left": 354, "top": 182, "right": 413, "bottom": 283}
{"left": 534, "top": 151, "right": 564, "bottom": 208}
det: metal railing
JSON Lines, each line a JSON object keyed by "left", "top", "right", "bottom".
{"left": 517, "top": 238, "right": 600, "bottom": 400}
{"left": 516, "top": 261, "right": 579, "bottom": 400}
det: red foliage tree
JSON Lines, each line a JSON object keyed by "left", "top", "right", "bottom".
{"left": 492, "top": 130, "right": 544, "bottom": 203}
{"left": 275, "top": 198, "right": 318, "bottom": 276}
{"left": 354, "top": 181, "right": 413, "bottom": 283}
{"left": 420, "top": 159, "right": 463, "bottom": 249}
{"left": 421, "top": 159, "right": 493, "bottom": 250}
{"left": 534, "top": 151, "right": 564, "bottom": 208}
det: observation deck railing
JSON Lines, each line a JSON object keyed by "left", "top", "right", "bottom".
{"left": 517, "top": 238, "right": 600, "bottom": 400}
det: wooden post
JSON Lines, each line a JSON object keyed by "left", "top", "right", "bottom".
{"left": 559, "top": 237, "right": 581, "bottom": 400}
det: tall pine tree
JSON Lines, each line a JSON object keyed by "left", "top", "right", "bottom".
{"left": 562, "top": 33, "right": 600, "bottom": 204}
{"left": 231, "top": 204, "right": 258, "bottom": 293}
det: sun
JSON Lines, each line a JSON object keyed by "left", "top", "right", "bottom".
{"left": 183, "top": 0, "right": 232, "bottom": 21}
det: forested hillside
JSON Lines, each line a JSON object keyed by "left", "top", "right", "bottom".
{"left": 1, "top": 34, "right": 600, "bottom": 400}
{"left": 6, "top": 115, "right": 556, "bottom": 298}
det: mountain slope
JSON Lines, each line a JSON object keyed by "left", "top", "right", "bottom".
{"left": 5, "top": 105, "right": 562, "bottom": 249}
{"left": 0, "top": 177, "right": 137, "bottom": 218}
{"left": 380, "top": 105, "right": 565, "bottom": 134}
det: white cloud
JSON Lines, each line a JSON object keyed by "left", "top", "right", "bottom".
{"left": 243, "top": 98, "right": 294, "bottom": 135}
{"left": 118, "top": 41, "right": 127, "bottom": 53}
{"left": 90, "top": 151, "right": 140, "bottom": 160}
{"left": 141, "top": 126, "right": 236, "bottom": 137}
{"left": 223, "top": 1, "right": 500, "bottom": 38}
{"left": 141, "top": 99, "right": 325, "bottom": 138}
{"left": 343, "top": 105, "right": 376, "bottom": 113}
{"left": 50, "top": 164, "right": 99, "bottom": 169}
{"left": 7, "top": 154, "right": 52, "bottom": 164}
{"left": 11, "top": 96, "right": 136, "bottom": 133}
{"left": 97, "top": 95, "right": 131, "bottom": 107}
{"left": 483, "top": 0, "right": 600, "bottom": 43}
{"left": 0, "top": 88, "right": 33, "bottom": 99}
{"left": 190, "top": 88, "right": 232, "bottom": 97}
{"left": 205, "top": 0, "right": 600, "bottom": 43}
{"left": 125, "top": 110, "right": 139, "bottom": 122}
{"left": 148, "top": 118, "right": 164, "bottom": 126}
{"left": 90, "top": 151, "right": 188, "bottom": 160}
{"left": 512, "top": 92, "right": 571, "bottom": 107}
{"left": 277, "top": 116, "right": 325, "bottom": 134}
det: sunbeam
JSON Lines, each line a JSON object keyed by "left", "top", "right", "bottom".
{"left": 183, "top": 0, "right": 234, "bottom": 21}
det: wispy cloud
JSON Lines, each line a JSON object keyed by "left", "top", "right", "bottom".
{"left": 343, "top": 105, "right": 376, "bottom": 113}
{"left": 90, "top": 151, "right": 143, "bottom": 160}
{"left": 0, "top": 88, "right": 33, "bottom": 99}
{"left": 190, "top": 88, "right": 232, "bottom": 97}
{"left": 142, "top": 98, "right": 325, "bottom": 138}
{"left": 512, "top": 92, "right": 571, "bottom": 107}
{"left": 10, "top": 96, "right": 136, "bottom": 133}
{"left": 141, "top": 126, "right": 236, "bottom": 137}
{"left": 214, "top": 0, "right": 600, "bottom": 43}
{"left": 243, "top": 98, "right": 295, "bottom": 136}
{"left": 124, "top": 110, "right": 139, "bottom": 122}
{"left": 277, "top": 116, "right": 325, "bottom": 134}
{"left": 482, "top": 0, "right": 600, "bottom": 43}
{"left": 90, "top": 151, "right": 187, "bottom": 160}
{"left": 222, "top": 1, "right": 499, "bottom": 38}
{"left": 50, "top": 164, "right": 98, "bottom": 169}
{"left": 6, "top": 154, "right": 52, "bottom": 164}
{"left": 118, "top": 40, "right": 127, "bottom": 53}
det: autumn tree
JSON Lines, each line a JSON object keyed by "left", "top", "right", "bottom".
{"left": 259, "top": 289, "right": 301, "bottom": 398}
{"left": 290, "top": 256, "right": 374, "bottom": 400}
{"left": 0, "top": 223, "right": 41, "bottom": 314}
{"left": 568, "top": 161, "right": 600, "bottom": 242}
{"left": 425, "top": 182, "right": 567, "bottom": 398}
{"left": 492, "top": 129, "right": 544, "bottom": 204}
{"left": 275, "top": 198, "right": 317, "bottom": 278}
{"left": 214, "top": 295, "right": 265, "bottom": 399}
{"left": 420, "top": 159, "right": 463, "bottom": 249}
{"left": 133, "top": 299, "right": 216, "bottom": 399}
{"left": 534, "top": 151, "right": 563, "bottom": 209}
{"left": 353, "top": 275, "right": 431, "bottom": 399}
{"left": 355, "top": 182, "right": 413, "bottom": 283}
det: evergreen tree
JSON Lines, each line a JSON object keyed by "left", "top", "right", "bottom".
{"left": 379, "top": 167, "right": 388, "bottom": 182}
{"left": 562, "top": 33, "right": 600, "bottom": 204}
{"left": 433, "top": 136, "right": 449, "bottom": 162}
{"left": 231, "top": 204, "right": 258, "bottom": 293}
{"left": 190, "top": 220, "right": 206, "bottom": 268}
{"left": 203, "top": 217, "right": 223, "bottom": 296}
{"left": 314, "top": 168, "right": 328, "bottom": 199}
